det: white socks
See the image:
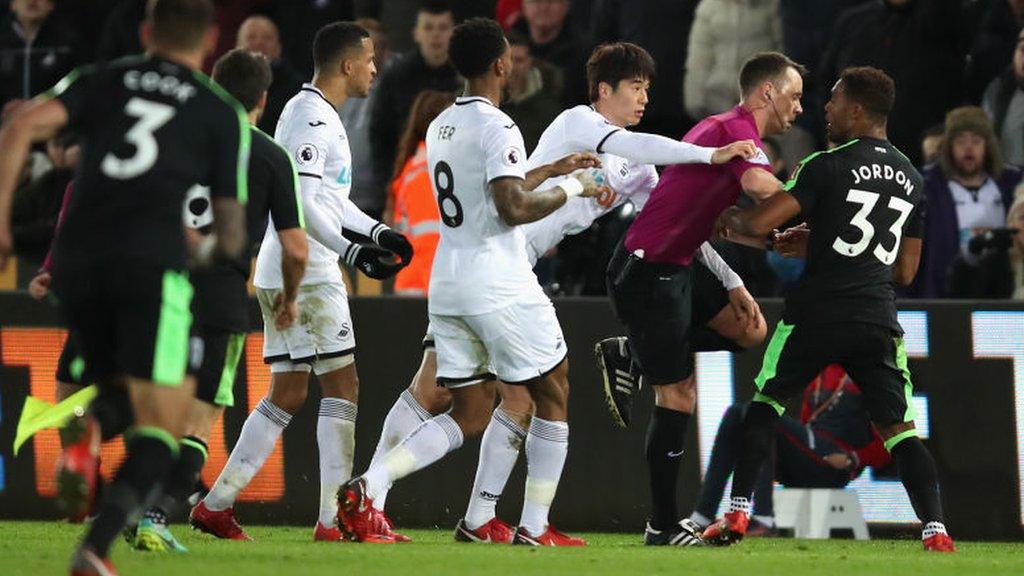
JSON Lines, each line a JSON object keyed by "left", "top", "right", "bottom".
{"left": 728, "top": 496, "right": 752, "bottom": 515}
{"left": 922, "top": 521, "right": 948, "bottom": 539}
{"left": 205, "top": 398, "right": 292, "bottom": 511}
{"left": 368, "top": 390, "right": 432, "bottom": 509}
{"left": 316, "top": 398, "right": 357, "bottom": 526}
{"left": 363, "top": 413, "right": 464, "bottom": 501}
{"left": 464, "top": 408, "right": 528, "bottom": 530}
{"left": 519, "top": 417, "right": 568, "bottom": 536}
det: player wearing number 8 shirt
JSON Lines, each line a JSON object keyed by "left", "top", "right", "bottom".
{"left": 339, "top": 17, "right": 608, "bottom": 547}
{"left": 0, "top": 1, "right": 249, "bottom": 573}
{"left": 704, "top": 67, "right": 955, "bottom": 552}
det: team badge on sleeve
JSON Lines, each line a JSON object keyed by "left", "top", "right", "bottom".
{"left": 296, "top": 143, "right": 319, "bottom": 166}
{"left": 503, "top": 146, "right": 522, "bottom": 167}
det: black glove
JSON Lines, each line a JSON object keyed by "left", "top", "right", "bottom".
{"left": 343, "top": 243, "right": 404, "bottom": 280}
{"left": 371, "top": 223, "right": 414, "bottom": 264}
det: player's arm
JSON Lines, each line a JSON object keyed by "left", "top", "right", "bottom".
{"left": 266, "top": 145, "right": 308, "bottom": 327}
{"left": 206, "top": 94, "right": 252, "bottom": 263}
{"left": 696, "top": 241, "right": 761, "bottom": 328}
{"left": 599, "top": 130, "right": 758, "bottom": 166}
{"left": 739, "top": 166, "right": 785, "bottom": 201}
{"left": 892, "top": 237, "right": 922, "bottom": 285}
{"left": 492, "top": 172, "right": 607, "bottom": 226}
{"left": 523, "top": 153, "right": 602, "bottom": 190}
{"left": 0, "top": 97, "right": 69, "bottom": 266}
{"left": 340, "top": 197, "right": 413, "bottom": 264}
{"left": 721, "top": 192, "right": 802, "bottom": 240}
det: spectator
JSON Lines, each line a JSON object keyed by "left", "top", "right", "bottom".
{"left": 0, "top": 0, "right": 79, "bottom": 111}
{"left": 1008, "top": 194, "right": 1024, "bottom": 298}
{"left": 819, "top": 0, "right": 964, "bottom": 166}
{"left": 266, "top": 0, "right": 355, "bottom": 77}
{"left": 388, "top": 90, "right": 454, "bottom": 296}
{"left": 983, "top": 29, "right": 1024, "bottom": 167}
{"left": 9, "top": 133, "right": 78, "bottom": 266}
{"left": 356, "top": 0, "right": 496, "bottom": 54}
{"left": 496, "top": 0, "right": 522, "bottom": 28}
{"left": 502, "top": 30, "right": 563, "bottom": 152}
{"left": 689, "top": 365, "right": 891, "bottom": 534}
{"left": 684, "top": 0, "right": 782, "bottom": 120}
{"left": 369, "top": 0, "right": 459, "bottom": 198}
{"left": 96, "top": 0, "right": 144, "bottom": 61}
{"left": 910, "top": 106, "right": 1023, "bottom": 298}
{"left": 920, "top": 123, "right": 944, "bottom": 167}
{"left": 340, "top": 18, "right": 395, "bottom": 220}
{"left": 966, "top": 0, "right": 1024, "bottom": 104}
{"left": 512, "top": 0, "right": 588, "bottom": 106}
{"left": 591, "top": 0, "right": 700, "bottom": 138}
{"left": 236, "top": 14, "right": 303, "bottom": 134}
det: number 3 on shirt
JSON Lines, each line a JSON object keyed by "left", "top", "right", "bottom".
{"left": 833, "top": 188, "right": 914, "bottom": 265}
{"left": 101, "top": 97, "right": 176, "bottom": 180}
{"left": 434, "top": 160, "right": 464, "bottom": 228}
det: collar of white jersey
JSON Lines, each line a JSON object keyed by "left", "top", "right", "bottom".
{"left": 300, "top": 83, "right": 335, "bottom": 109}
{"left": 455, "top": 96, "right": 497, "bottom": 108}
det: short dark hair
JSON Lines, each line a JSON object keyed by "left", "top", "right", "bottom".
{"left": 419, "top": 0, "right": 453, "bottom": 15}
{"left": 506, "top": 29, "right": 530, "bottom": 49}
{"left": 146, "top": 0, "right": 215, "bottom": 51}
{"left": 739, "top": 51, "right": 806, "bottom": 96}
{"left": 586, "top": 42, "right": 656, "bottom": 103}
{"left": 313, "top": 21, "right": 370, "bottom": 73}
{"left": 449, "top": 18, "right": 507, "bottom": 79}
{"left": 212, "top": 49, "right": 273, "bottom": 112}
{"left": 838, "top": 66, "right": 895, "bottom": 120}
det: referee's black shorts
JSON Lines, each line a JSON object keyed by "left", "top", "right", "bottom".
{"left": 53, "top": 264, "right": 193, "bottom": 388}
{"left": 188, "top": 325, "right": 246, "bottom": 407}
{"left": 607, "top": 242, "right": 695, "bottom": 385}
{"left": 56, "top": 329, "right": 88, "bottom": 385}
{"left": 754, "top": 321, "right": 915, "bottom": 426}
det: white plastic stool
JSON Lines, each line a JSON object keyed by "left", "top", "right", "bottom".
{"left": 772, "top": 488, "right": 869, "bottom": 540}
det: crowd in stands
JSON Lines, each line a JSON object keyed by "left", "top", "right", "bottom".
{"left": 4, "top": 0, "right": 1024, "bottom": 299}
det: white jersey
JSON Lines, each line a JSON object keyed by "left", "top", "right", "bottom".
{"left": 520, "top": 105, "right": 659, "bottom": 263}
{"left": 254, "top": 84, "right": 353, "bottom": 289}
{"left": 426, "top": 96, "right": 548, "bottom": 316}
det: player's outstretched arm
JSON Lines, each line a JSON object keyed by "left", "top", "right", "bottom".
{"left": 523, "top": 153, "right": 602, "bottom": 190}
{"left": 0, "top": 98, "right": 68, "bottom": 267}
{"left": 892, "top": 237, "right": 922, "bottom": 286}
{"left": 491, "top": 170, "right": 608, "bottom": 226}
{"left": 599, "top": 130, "right": 720, "bottom": 166}
{"left": 722, "top": 191, "right": 802, "bottom": 239}
{"left": 739, "top": 167, "right": 785, "bottom": 201}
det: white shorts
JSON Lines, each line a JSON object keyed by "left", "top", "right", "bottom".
{"left": 256, "top": 283, "right": 356, "bottom": 365}
{"left": 430, "top": 300, "right": 567, "bottom": 387}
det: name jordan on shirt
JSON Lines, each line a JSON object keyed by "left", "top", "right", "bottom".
{"left": 850, "top": 163, "right": 915, "bottom": 195}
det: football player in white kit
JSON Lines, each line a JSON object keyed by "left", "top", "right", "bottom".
{"left": 360, "top": 41, "right": 767, "bottom": 544}
{"left": 192, "top": 22, "right": 412, "bottom": 543}
{"left": 338, "top": 17, "right": 613, "bottom": 546}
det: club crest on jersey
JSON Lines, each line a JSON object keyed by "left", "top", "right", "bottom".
{"left": 503, "top": 146, "right": 522, "bottom": 167}
{"left": 296, "top": 143, "right": 319, "bottom": 166}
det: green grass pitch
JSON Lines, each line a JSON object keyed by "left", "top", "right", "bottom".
{"left": 2, "top": 521, "right": 1022, "bottom": 575}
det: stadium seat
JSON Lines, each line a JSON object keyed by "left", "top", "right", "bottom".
{"left": 773, "top": 488, "right": 869, "bottom": 540}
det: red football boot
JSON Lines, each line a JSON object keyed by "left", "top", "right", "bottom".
{"left": 512, "top": 525, "right": 586, "bottom": 546}
{"left": 374, "top": 508, "right": 411, "bottom": 543}
{"left": 336, "top": 478, "right": 396, "bottom": 544}
{"left": 454, "top": 518, "right": 514, "bottom": 543}
{"left": 69, "top": 547, "right": 117, "bottom": 576}
{"left": 57, "top": 416, "right": 100, "bottom": 523}
{"left": 314, "top": 521, "right": 344, "bottom": 542}
{"left": 923, "top": 533, "right": 956, "bottom": 552}
{"left": 189, "top": 501, "right": 251, "bottom": 541}
{"left": 701, "top": 511, "right": 749, "bottom": 546}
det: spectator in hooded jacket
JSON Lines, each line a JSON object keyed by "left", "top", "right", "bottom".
{"left": 0, "top": 0, "right": 79, "bottom": 112}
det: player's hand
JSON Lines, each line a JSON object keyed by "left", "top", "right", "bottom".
{"left": 773, "top": 223, "right": 809, "bottom": 258}
{"left": 711, "top": 140, "right": 758, "bottom": 165}
{"left": 375, "top": 227, "right": 414, "bottom": 265}
{"left": 344, "top": 243, "right": 404, "bottom": 280}
{"left": 824, "top": 452, "right": 854, "bottom": 471}
{"left": 28, "top": 271, "right": 51, "bottom": 301}
{"left": 727, "top": 284, "right": 762, "bottom": 332}
{"left": 549, "top": 153, "right": 602, "bottom": 177}
{"left": 272, "top": 292, "right": 299, "bottom": 330}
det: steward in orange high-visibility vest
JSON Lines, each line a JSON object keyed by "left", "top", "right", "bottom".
{"left": 390, "top": 141, "right": 440, "bottom": 295}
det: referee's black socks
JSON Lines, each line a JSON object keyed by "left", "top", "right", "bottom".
{"left": 729, "top": 401, "right": 779, "bottom": 503}
{"left": 155, "top": 435, "right": 208, "bottom": 519}
{"left": 890, "top": 435, "right": 945, "bottom": 525}
{"left": 85, "top": 427, "right": 178, "bottom": 557}
{"left": 645, "top": 406, "right": 690, "bottom": 530}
